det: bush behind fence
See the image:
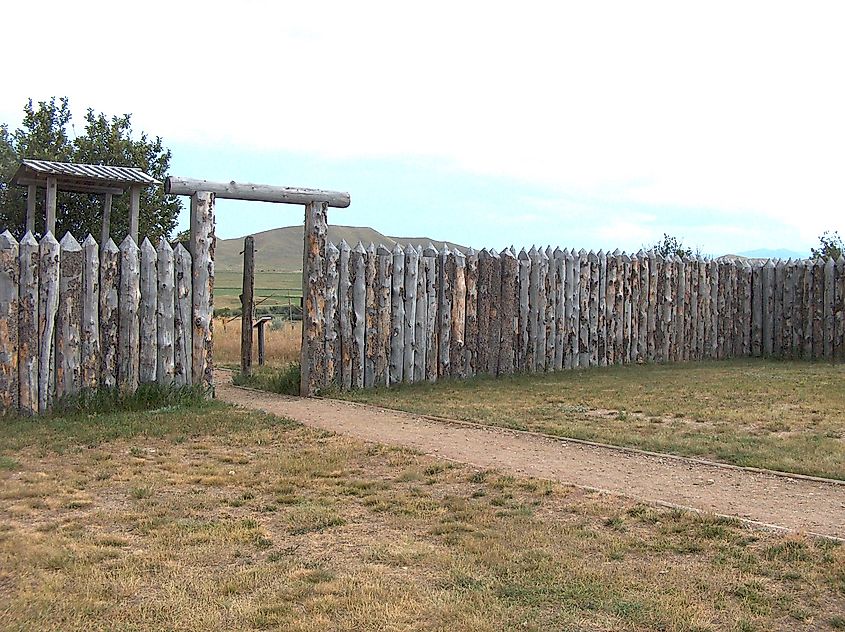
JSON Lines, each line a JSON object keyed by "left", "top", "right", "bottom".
{"left": 310, "top": 242, "right": 845, "bottom": 391}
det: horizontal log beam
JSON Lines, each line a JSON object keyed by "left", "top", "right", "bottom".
{"left": 165, "top": 176, "right": 350, "bottom": 208}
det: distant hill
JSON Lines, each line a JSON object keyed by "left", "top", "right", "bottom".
{"left": 737, "top": 248, "right": 806, "bottom": 260}
{"left": 215, "top": 225, "right": 468, "bottom": 272}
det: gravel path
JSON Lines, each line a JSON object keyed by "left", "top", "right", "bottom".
{"left": 216, "top": 379, "right": 845, "bottom": 539}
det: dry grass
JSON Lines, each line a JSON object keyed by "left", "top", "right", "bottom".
{"left": 214, "top": 318, "right": 301, "bottom": 369}
{"left": 1, "top": 402, "right": 844, "bottom": 630}
{"left": 337, "top": 360, "right": 845, "bottom": 480}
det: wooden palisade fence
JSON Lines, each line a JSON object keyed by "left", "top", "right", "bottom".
{"left": 0, "top": 227, "right": 214, "bottom": 416}
{"left": 305, "top": 243, "right": 845, "bottom": 391}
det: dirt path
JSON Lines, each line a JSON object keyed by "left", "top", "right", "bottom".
{"left": 216, "top": 380, "right": 845, "bottom": 539}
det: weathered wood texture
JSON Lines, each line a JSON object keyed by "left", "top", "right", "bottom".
{"left": 139, "top": 238, "right": 158, "bottom": 384}
{"left": 18, "top": 233, "right": 38, "bottom": 415}
{"left": 240, "top": 236, "right": 255, "bottom": 376}
{"left": 191, "top": 191, "right": 215, "bottom": 392}
{"left": 0, "top": 232, "right": 19, "bottom": 412}
{"left": 157, "top": 239, "right": 176, "bottom": 385}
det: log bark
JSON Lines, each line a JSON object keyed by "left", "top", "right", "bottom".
{"left": 499, "top": 248, "right": 518, "bottom": 375}
{"left": 476, "top": 249, "right": 492, "bottom": 374}
{"left": 835, "top": 257, "right": 845, "bottom": 362}
{"left": 423, "top": 245, "right": 438, "bottom": 382}
{"left": 631, "top": 253, "right": 642, "bottom": 363}
{"left": 824, "top": 257, "right": 835, "bottom": 359}
{"left": 18, "top": 232, "right": 38, "bottom": 415}
{"left": 527, "top": 247, "right": 540, "bottom": 372}
{"left": 648, "top": 252, "right": 659, "bottom": 362}
{"left": 622, "top": 254, "right": 633, "bottom": 364}
{"left": 350, "top": 242, "right": 367, "bottom": 389}
{"left": 338, "top": 240, "right": 353, "bottom": 389}
{"left": 0, "top": 232, "right": 19, "bottom": 412}
{"left": 191, "top": 191, "right": 215, "bottom": 392}
{"left": 364, "top": 243, "right": 378, "bottom": 387}
{"left": 376, "top": 244, "right": 392, "bottom": 386}
{"left": 597, "top": 250, "right": 607, "bottom": 367}
{"left": 708, "top": 260, "right": 719, "bottom": 359}
{"left": 463, "top": 248, "right": 478, "bottom": 377}
{"left": 38, "top": 233, "right": 60, "bottom": 412}
{"left": 553, "top": 248, "right": 565, "bottom": 371}
{"left": 166, "top": 176, "right": 350, "bottom": 208}
{"left": 763, "top": 260, "right": 775, "bottom": 357}
{"left": 139, "top": 238, "right": 158, "bottom": 384}
{"left": 812, "top": 260, "right": 824, "bottom": 359}
{"left": 99, "top": 239, "right": 120, "bottom": 388}
{"left": 488, "top": 249, "right": 502, "bottom": 376}
{"left": 588, "top": 250, "right": 599, "bottom": 366}
{"left": 414, "top": 246, "right": 427, "bottom": 382}
{"left": 517, "top": 248, "right": 531, "bottom": 371}
{"left": 403, "top": 243, "right": 419, "bottom": 382}
{"left": 802, "top": 262, "right": 814, "bottom": 360}
{"left": 389, "top": 243, "right": 405, "bottom": 385}
{"left": 240, "top": 236, "right": 255, "bottom": 376}
{"left": 793, "top": 261, "right": 806, "bottom": 358}
{"left": 773, "top": 259, "right": 785, "bottom": 358}
{"left": 578, "top": 249, "right": 590, "bottom": 367}
{"left": 545, "top": 246, "right": 557, "bottom": 369}
{"left": 450, "top": 249, "right": 467, "bottom": 378}
{"left": 173, "top": 244, "right": 193, "bottom": 386}
{"left": 55, "top": 234, "right": 83, "bottom": 400}
{"left": 437, "top": 246, "right": 452, "bottom": 378}
{"left": 605, "top": 251, "right": 618, "bottom": 365}
{"left": 564, "top": 249, "right": 577, "bottom": 369}
{"left": 156, "top": 239, "right": 175, "bottom": 385}
{"left": 325, "top": 241, "right": 340, "bottom": 386}
{"left": 615, "top": 251, "right": 626, "bottom": 364}
{"left": 118, "top": 236, "right": 141, "bottom": 392}
{"left": 80, "top": 235, "right": 100, "bottom": 389}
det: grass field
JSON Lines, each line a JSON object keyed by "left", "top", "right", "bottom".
{"left": 1, "top": 398, "right": 843, "bottom": 630}
{"left": 215, "top": 270, "right": 302, "bottom": 311}
{"left": 213, "top": 319, "right": 301, "bottom": 370}
{"left": 337, "top": 360, "right": 845, "bottom": 480}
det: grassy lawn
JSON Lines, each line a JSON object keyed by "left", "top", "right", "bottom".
{"left": 215, "top": 270, "right": 301, "bottom": 311}
{"left": 336, "top": 360, "right": 845, "bottom": 480}
{"left": 1, "top": 400, "right": 843, "bottom": 630}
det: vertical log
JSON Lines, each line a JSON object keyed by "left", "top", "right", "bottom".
{"left": 527, "top": 247, "right": 540, "bottom": 372}
{"left": 588, "top": 250, "right": 599, "bottom": 366}
{"left": 489, "top": 249, "right": 502, "bottom": 376}
{"left": 376, "top": 244, "right": 392, "bottom": 386}
{"left": 708, "top": 260, "right": 719, "bottom": 359}
{"left": 813, "top": 259, "right": 825, "bottom": 359}
{"left": 99, "top": 239, "right": 120, "bottom": 388}
{"left": 518, "top": 248, "right": 531, "bottom": 371}
{"left": 45, "top": 177, "right": 57, "bottom": 235}
{"left": 500, "top": 248, "right": 518, "bottom": 375}
{"left": 835, "top": 256, "right": 845, "bottom": 362}
{"left": 404, "top": 243, "right": 419, "bottom": 382}
{"left": 773, "top": 259, "right": 785, "bottom": 358}
{"left": 605, "top": 251, "right": 618, "bottom": 365}
{"left": 598, "top": 250, "right": 608, "bottom": 367}
{"left": 782, "top": 260, "right": 795, "bottom": 358}
{"left": 100, "top": 193, "right": 112, "bottom": 246}
{"left": 463, "top": 247, "right": 479, "bottom": 377}
{"left": 55, "top": 233, "right": 83, "bottom": 400}
{"left": 129, "top": 185, "right": 141, "bottom": 245}
{"left": 697, "top": 259, "right": 707, "bottom": 360}
{"left": 622, "top": 254, "right": 633, "bottom": 364}
{"left": 751, "top": 262, "right": 762, "bottom": 357}
{"left": 631, "top": 253, "right": 642, "bottom": 363}
{"left": 802, "top": 261, "right": 814, "bottom": 360}
{"left": 118, "top": 236, "right": 141, "bottom": 392}
{"left": 437, "top": 246, "right": 452, "bottom": 379}
{"left": 637, "top": 251, "right": 649, "bottom": 363}
{"left": 476, "top": 249, "right": 492, "bottom": 375}
{"left": 450, "top": 249, "right": 467, "bottom": 378}
{"left": 647, "top": 251, "right": 659, "bottom": 362}
{"left": 26, "top": 184, "right": 37, "bottom": 235}
{"left": 614, "top": 251, "right": 626, "bottom": 364}
{"left": 0, "top": 232, "right": 19, "bottom": 412}
{"left": 324, "top": 241, "right": 340, "bottom": 386}
{"left": 240, "top": 236, "right": 255, "bottom": 376}
{"left": 139, "top": 238, "right": 158, "bottom": 384}
{"left": 793, "top": 261, "right": 806, "bottom": 358}
{"left": 824, "top": 257, "right": 835, "bottom": 360}
{"left": 80, "top": 235, "right": 100, "bottom": 389}
{"left": 350, "top": 242, "right": 366, "bottom": 388}
{"left": 553, "top": 248, "right": 566, "bottom": 371}
{"left": 578, "top": 249, "right": 590, "bottom": 367}
{"left": 18, "top": 232, "right": 38, "bottom": 415}
{"left": 423, "top": 244, "right": 438, "bottom": 382}
{"left": 173, "top": 244, "right": 193, "bottom": 387}
{"left": 191, "top": 191, "right": 215, "bottom": 392}
{"left": 38, "top": 233, "right": 60, "bottom": 412}
{"left": 338, "top": 240, "right": 353, "bottom": 389}
{"left": 389, "top": 243, "right": 405, "bottom": 385}
{"left": 659, "top": 255, "right": 672, "bottom": 362}
{"left": 364, "top": 243, "right": 378, "bottom": 387}
{"left": 763, "top": 260, "right": 775, "bottom": 357}
{"left": 156, "top": 239, "right": 175, "bottom": 385}
{"left": 545, "top": 246, "right": 557, "bottom": 369}
{"left": 414, "top": 245, "right": 427, "bottom": 382}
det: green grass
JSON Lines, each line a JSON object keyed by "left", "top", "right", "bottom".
{"left": 215, "top": 270, "right": 301, "bottom": 311}
{"left": 337, "top": 359, "right": 845, "bottom": 479}
{"left": 1, "top": 401, "right": 843, "bottom": 630}
{"left": 233, "top": 363, "right": 301, "bottom": 396}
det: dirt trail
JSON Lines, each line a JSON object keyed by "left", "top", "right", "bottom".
{"left": 216, "top": 379, "right": 845, "bottom": 539}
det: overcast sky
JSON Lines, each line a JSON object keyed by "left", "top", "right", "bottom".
{"left": 2, "top": 1, "right": 844, "bottom": 255}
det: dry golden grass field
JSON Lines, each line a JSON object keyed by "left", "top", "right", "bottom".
{"left": 214, "top": 318, "right": 301, "bottom": 369}
{"left": 1, "top": 398, "right": 843, "bottom": 631}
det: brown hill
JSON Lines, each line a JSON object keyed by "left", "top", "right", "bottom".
{"left": 215, "top": 225, "right": 467, "bottom": 272}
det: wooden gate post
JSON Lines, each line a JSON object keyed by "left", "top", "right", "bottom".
{"left": 191, "top": 191, "right": 215, "bottom": 391}
{"left": 241, "top": 235, "right": 255, "bottom": 376}
{"left": 300, "top": 200, "right": 329, "bottom": 395}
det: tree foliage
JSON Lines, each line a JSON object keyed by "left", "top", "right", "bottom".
{"left": 810, "top": 230, "right": 843, "bottom": 261}
{"left": 0, "top": 97, "right": 181, "bottom": 242}
{"left": 649, "top": 233, "right": 694, "bottom": 258}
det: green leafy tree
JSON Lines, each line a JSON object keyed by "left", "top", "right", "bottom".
{"left": 0, "top": 97, "right": 181, "bottom": 242}
{"left": 649, "top": 233, "right": 694, "bottom": 258}
{"left": 810, "top": 230, "right": 843, "bottom": 261}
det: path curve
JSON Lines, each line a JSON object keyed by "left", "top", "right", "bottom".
{"left": 216, "top": 380, "right": 845, "bottom": 539}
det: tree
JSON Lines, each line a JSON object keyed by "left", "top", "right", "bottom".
{"left": 810, "top": 230, "right": 843, "bottom": 261}
{"left": 649, "top": 233, "right": 694, "bottom": 258}
{"left": 0, "top": 97, "right": 182, "bottom": 243}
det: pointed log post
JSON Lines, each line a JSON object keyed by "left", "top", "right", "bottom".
{"left": 413, "top": 246, "right": 428, "bottom": 382}
{"left": 240, "top": 235, "right": 255, "bottom": 377}
{"left": 517, "top": 248, "right": 531, "bottom": 372}
{"left": 463, "top": 247, "right": 479, "bottom": 377}
{"left": 339, "top": 240, "right": 353, "bottom": 389}
{"left": 80, "top": 235, "right": 100, "bottom": 389}
{"left": 350, "top": 242, "right": 367, "bottom": 389}
{"left": 129, "top": 185, "right": 141, "bottom": 245}
{"left": 499, "top": 248, "right": 518, "bottom": 375}
{"left": 300, "top": 199, "right": 329, "bottom": 394}
{"left": 824, "top": 257, "right": 835, "bottom": 359}
{"left": 139, "top": 238, "right": 158, "bottom": 384}
{"left": 173, "top": 244, "right": 193, "bottom": 386}
{"left": 802, "top": 262, "right": 813, "bottom": 360}
{"left": 553, "top": 248, "right": 565, "bottom": 371}
{"left": 794, "top": 261, "right": 806, "bottom": 358}
{"left": 99, "top": 239, "right": 120, "bottom": 388}
{"left": 812, "top": 260, "right": 824, "bottom": 359}
{"left": 697, "top": 259, "right": 707, "bottom": 360}
{"left": 38, "top": 232, "right": 60, "bottom": 412}
{"left": 403, "top": 243, "right": 419, "bottom": 382}
{"left": 647, "top": 251, "right": 659, "bottom": 361}
{"left": 763, "top": 260, "right": 775, "bottom": 357}
{"left": 100, "top": 193, "right": 113, "bottom": 245}
{"left": 423, "top": 244, "right": 438, "bottom": 382}
{"left": 614, "top": 251, "right": 626, "bottom": 364}
{"left": 118, "top": 236, "right": 141, "bottom": 392}
{"left": 685, "top": 257, "right": 695, "bottom": 360}
{"left": 631, "top": 253, "right": 642, "bottom": 363}
{"left": 45, "top": 177, "right": 57, "bottom": 235}
{"left": 488, "top": 249, "right": 502, "bottom": 376}
{"left": 751, "top": 262, "right": 762, "bottom": 357}
{"left": 376, "top": 244, "right": 392, "bottom": 386}
{"left": 476, "top": 248, "right": 492, "bottom": 375}
{"left": 587, "top": 250, "right": 599, "bottom": 366}
{"left": 576, "top": 249, "right": 589, "bottom": 368}
{"left": 545, "top": 246, "right": 557, "bottom": 369}
{"left": 637, "top": 251, "right": 649, "bottom": 363}
{"left": 835, "top": 256, "right": 845, "bottom": 362}
{"left": 595, "top": 250, "right": 605, "bottom": 367}
{"left": 157, "top": 239, "right": 175, "bottom": 385}
{"left": 191, "top": 191, "right": 215, "bottom": 392}
{"left": 604, "top": 251, "right": 617, "bottom": 365}
{"left": 566, "top": 248, "right": 579, "bottom": 368}
{"left": 622, "top": 253, "right": 633, "bottom": 363}
{"left": 536, "top": 248, "right": 549, "bottom": 372}
{"left": 782, "top": 260, "right": 795, "bottom": 358}
{"left": 55, "top": 233, "right": 82, "bottom": 400}
{"left": 18, "top": 232, "right": 38, "bottom": 415}
{"left": 773, "top": 259, "right": 785, "bottom": 357}
{"left": 655, "top": 255, "right": 668, "bottom": 362}
{"left": 0, "top": 232, "right": 19, "bottom": 413}
{"left": 450, "top": 249, "right": 467, "bottom": 379}
{"left": 364, "top": 243, "right": 378, "bottom": 388}
{"left": 437, "top": 245, "right": 452, "bottom": 379}
{"left": 325, "top": 241, "right": 340, "bottom": 386}
{"left": 26, "top": 184, "right": 37, "bottom": 235}
{"left": 527, "top": 247, "right": 540, "bottom": 372}
{"left": 389, "top": 243, "right": 405, "bottom": 384}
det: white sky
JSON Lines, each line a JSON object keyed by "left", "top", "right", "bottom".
{"left": 2, "top": 1, "right": 844, "bottom": 253}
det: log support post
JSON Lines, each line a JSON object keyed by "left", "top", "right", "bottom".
{"left": 45, "top": 176, "right": 57, "bottom": 235}
{"left": 129, "top": 185, "right": 141, "bottom": 244}
{"left": 300, "top": 201, "right": 328, "bottom": 395}
{"left": 241, "top": 236, "right": 255, "bottom": 376}
{"left": 190, "top": 191, "right": 215, "bottom": 391}
{"left": 101, "top": 193, "right": 113, "bottom": 245}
